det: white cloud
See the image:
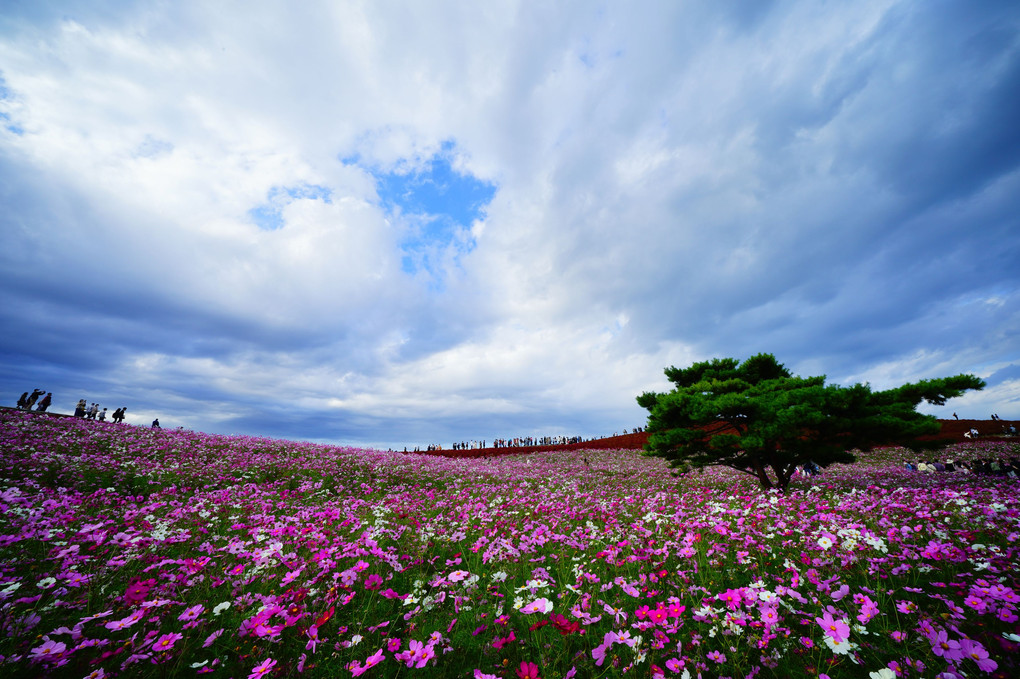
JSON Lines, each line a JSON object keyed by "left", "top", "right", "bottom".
{"left": 1, "top": 0, "right": 1018, "bottom": 446}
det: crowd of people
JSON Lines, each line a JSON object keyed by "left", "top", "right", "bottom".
{"left": 72, "top": 399, "right": 129, "bottom": 423}
{"left": 403, "top": 428, "right": 647, "bottom": 453}
{"left": 13, "top": 389, "right": 160, "bottom": 428}
{"left": 905, "top": 457, "right": 1019, "bottom": 477}
{"left": 16, "top": 389, "right": 52, "bottom": 412}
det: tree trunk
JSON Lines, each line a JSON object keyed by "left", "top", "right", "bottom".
{"left": 752, "top": 460, "right": 773, "bottom": 489}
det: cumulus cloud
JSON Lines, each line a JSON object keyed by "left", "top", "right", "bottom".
{"left": 1, "top": 0, "right": 1018, "bottom": 447}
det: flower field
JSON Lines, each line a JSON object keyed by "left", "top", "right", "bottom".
{"left": 1, "top": 409, "right": 1018, "bottom": 679}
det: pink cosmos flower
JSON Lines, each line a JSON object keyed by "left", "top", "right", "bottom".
{"left": 416, "top": 643, "right": 435, "bottom": 668}
{"left": 363, "top": 649, "right": 385, "bottom": 670}
{"left": 492, "top": 631, "right": 516, "bottom": 649}
{"left": 152, "top": 632, "right": 183, "bottom": 652}
{"left": 857, "top": 597, "right": 879, "bottom": 623}
{"left": 707, "top": 650, "right": 726, "bottom": 663}
{"left": 717, "top": 588, "right": 743, "bottom": 610}
{"left": 963, "top": 595, "right": 986, "bottom": 612}
{"left": 815, "top": 611, "right": 850, "bottom": 643}
{"left": 29, "top": 639, "right": 67, "bottom": 662}
{"left": 603, "top": 603, "right": 627, "bottom": 623}
{"left": 123, "top": 578, "right": 155, "bottom": 604}
{"left": 364, "top": 574, "right": 383, "bottom": 590}
{"left": 350, "top": 649, "right": 384, "bottom": 677}
{"left": 831, "top": 584, "right": 850, "bottom": 601}
{"left": 520, "top": 597, "right": 553, "bottom": 614}
{"left": 516, "top": 661, "right": 541, "bottom": 679}
{"left": 203, "top": 628, "right": 224, "bottom": 648}
{"left": 960, "top": 638, "right": 998, "bottom": 673}
{"left": 929, "top": 629, "right": 964, "bottom": 661}
{"left": 475, "top": 671, "right": 498, "bottom": 679}
{"left": 105, "top": 611, "right": 143, "bottom": 631}
{"left": 248, "top": 658, "right": 277, "bottom": 679}
{"left": 178, "top": 604, "right": 205, "bottom": 621}
{"left": 396, "top": 640, "right": 424, "bottom": 667}
{"left": 281, "top": 569, "right": 302, "bottom": 586}
{"left": 648, "top": 605, "right": 670, "bottom": 625}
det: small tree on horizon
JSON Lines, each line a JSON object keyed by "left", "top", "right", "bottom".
{"left": 637, "top": 353, "right": 985, "bottom": 491}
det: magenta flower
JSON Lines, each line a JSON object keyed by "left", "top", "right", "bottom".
{"left": 123, "top": 578, "right": 155, "bottom": 604}
{"left": 29, "top": 639, "right": 67, "bottom": 662}
{"left": 248, "top": 658, "right": 277, "bottom": 679}
{"left": 960, "top": 638, "right": 998, "bottom": 673}
{"left": 395, "top": 640, "right": 424, "bottom": 667}
{"left": 178, "top": 604, "right": 205, "bottom": 621}
{"left": 707, "top": 650, "right": 726, "bottom": 663}
{"left": 648, "top": 605, "right": 669, "bottom": 625}
{"left": 203, "top": 628, "right": 224, "bottom": 648}
{"left": 492, "top": 631, "right": 516, "bottom": 649}
{"left": 416, "top": 643, "right": 435, "bottom": 668}
{"left": 815, "top": 611, "right": 850, "bottom": 643}
{"left": 520, "top": 597, "right": 553, "bottom": 614}
{"left": 489, "top": 628, "right": 514, "bottom": 648}
{"left": 516, "top": 661, "right": 541, "bottom": 679}
{"left": 152, "top": 632, "right": 183, "bottom": 652}
{"left": 963, "top": 595, "right": 987, "bottom": 612}
{"left": 930, "top": 629, "right": 964, "bottom": 661}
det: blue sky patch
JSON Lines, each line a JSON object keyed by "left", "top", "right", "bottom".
{"left": 0, "top": 74, "right": 23, "bottom": 135}
{"left": 347, "top": 140, "right": 497, "bottom": 275}
{"left": 248, "top": 183, "right": 332, "bottom": 231}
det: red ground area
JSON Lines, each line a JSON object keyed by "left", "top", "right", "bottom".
{"left": 409, "top": 419, "right": 1018, "bottom": 459}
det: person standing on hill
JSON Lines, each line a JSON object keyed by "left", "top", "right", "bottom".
{"left": 16, "top": 392, "right": 28, "bottom": 409}
{"left": 26, "top": 389, "right": 44, "bottom": 409}
{"left": 74, "top": 399, "right": 87, "bottom": 417}
{"left": 98, "top": 408, "right": 107, "bottom": 421}
{"left": 36, "top": 393, "right": 52, "bottom": 412}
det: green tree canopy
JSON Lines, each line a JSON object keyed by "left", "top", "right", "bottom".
{"left": 637, "top": 353, "right": 985, "bottom": 491}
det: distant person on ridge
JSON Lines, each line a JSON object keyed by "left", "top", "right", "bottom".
{"left": 36, "top": 393, "right": 52, "bottom": 412}
{"left": 152, "top": 418, "right": 160, "bottom": 428}
{"left": 26, "top": 389, "right": 44, "bottom": 409}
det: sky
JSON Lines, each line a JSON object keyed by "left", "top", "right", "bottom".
{"left": 1, "top": 1, "right": 1019, "bottom": 449}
